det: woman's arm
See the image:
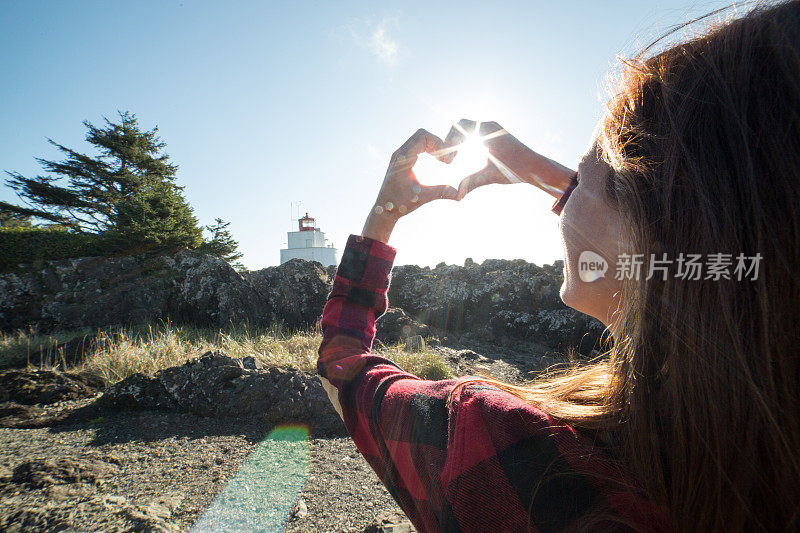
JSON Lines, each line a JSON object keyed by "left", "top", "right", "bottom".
{"left": 360, "top": 209, "right": 396, "bottom": 244}
{"left": 319, "top": 210, "right": 398, "bottom": 418}
{"left": 320, "top": 128, "right": 456, "bottom": 415}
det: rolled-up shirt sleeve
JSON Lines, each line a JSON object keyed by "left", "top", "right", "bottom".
{"left": 317, "top": 234, "right": 455, "bottom": 529}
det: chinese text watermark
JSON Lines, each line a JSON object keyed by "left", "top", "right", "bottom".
{"left": 578, "top": 252, "right": 762, "bottom": 281}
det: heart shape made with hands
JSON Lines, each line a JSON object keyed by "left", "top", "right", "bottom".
{"left": 412, "top": 134, "right": 490, "bottom": 191}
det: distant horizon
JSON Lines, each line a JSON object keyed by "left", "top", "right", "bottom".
{"left": 1, "top": 1, "right": 739, "bottom": 269}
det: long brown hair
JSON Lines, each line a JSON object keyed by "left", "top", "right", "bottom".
{"left": 452, "top": 2, "right": 800, "bottom": 530}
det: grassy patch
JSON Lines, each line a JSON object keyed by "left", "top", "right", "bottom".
{"left": 1, "top": 322, "right": 452, "bottom": 384}
{"left": 0, "top": 328, "right": 89, "bottom": 368}
{"left": 379, "top": 344, "right": 453, "bottom": 381}
{"left": 80, "top": 322, "right": 322, "bottom": 384}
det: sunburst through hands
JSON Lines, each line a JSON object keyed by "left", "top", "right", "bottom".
{"left": 412, "top": 124, "right": 490, "bottom": 189}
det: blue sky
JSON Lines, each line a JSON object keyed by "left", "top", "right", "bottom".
{"left": 0, "top": 1, "right": 739, "bottom": 269}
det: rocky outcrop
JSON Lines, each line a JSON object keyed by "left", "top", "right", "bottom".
{"left": 99, "top": 351, "right": 343, "bottom": 436}
{"left": 0, "top": 369, "right": 106, "bottom": 428}
{"left": 0, "top": 250, "right": 605, "bottom": 354}
{"left": 0, "top": 250, "right": 331, "bottom": 333}
{"left": 387, "top": 259, "right": 606, "bottom": 354}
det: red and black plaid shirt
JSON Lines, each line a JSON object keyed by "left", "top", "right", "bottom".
{"left": 318, "top": 234, "right": 668, "bottom": 532}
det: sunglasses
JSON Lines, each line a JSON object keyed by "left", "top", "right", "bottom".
{"left": 551, "top": 171, "right": 578, "bottom": 216}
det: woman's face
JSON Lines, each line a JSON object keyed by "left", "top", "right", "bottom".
{"left": 558, "top": 140, "right": 626, "bottom": 331}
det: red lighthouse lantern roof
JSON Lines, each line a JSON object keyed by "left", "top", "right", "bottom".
{"left": 299, "top": 212, "right": 316, "bottom": 231}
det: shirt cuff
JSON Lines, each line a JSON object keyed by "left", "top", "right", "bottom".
{"left": 334, "top": 234, "right": 397, "bottom": 290}
{"left": 551, "top": 171, "right": 578, "bottom": 215}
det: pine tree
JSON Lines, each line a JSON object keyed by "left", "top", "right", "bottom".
{"left": 200, "top": 218, "right": 244, "bottom": 269}
{"left": 2, "top": 111, "right": 203, "bottom": 249}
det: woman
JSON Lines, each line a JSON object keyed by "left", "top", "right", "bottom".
{"left": 318, "top": 1, "right": 800, "bottom": 530}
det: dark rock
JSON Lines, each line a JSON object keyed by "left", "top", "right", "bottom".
{"left": 375, "top": 307, "right": 431, "bottom": 345}
{"left": 455, "top": 349, "right": 484, "bottom": 361}
{"left": 325, "top": 264, "right": 337, "bottom": 280}
{"left": 95, "top": 372, "right": 178, "bottom": 411}
{"left": 387, "top": 259, "right": 606, "bottom": 355}
{"left": 245, "top": 259, "right": 332, "bottom": 331}
{"left": 0, "top": 398, "right": 104, "bottom": 429}
{"left": 99, "top": 351, "right": 344, "bottom": 436}
{"left": 0, "top": 402, "right": 44, "bottom": 425}
{"left": 0, "top": 370, "right": 104, "bottom": 405}
{"left": 487, "top": 308, "right": 606, "bottom": 353}
{"left": 240, "top": 355, "right": 263, "bottom": 370}
{"left": 0, "top": 464, "right": 11, "bottom": 483}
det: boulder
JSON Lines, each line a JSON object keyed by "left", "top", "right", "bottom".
{"left": 99, "top": 351, "right": 343, "bottom": 436}
{"left": 375, "top": 307, "right": 431, "bottom": 345}
{"left": 245, "top": 258, "right": 332, "bottom": 331}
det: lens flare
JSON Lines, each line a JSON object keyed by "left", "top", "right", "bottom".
{"left": 191, "top": 424, "right": 310, "bottom": 532}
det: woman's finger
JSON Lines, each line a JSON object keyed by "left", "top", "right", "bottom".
{"left": 419, "top": 184, "right": 458, "bottom": 203}
{"left": 456, "top": 165, "right": 506, "bottom": 200}
{"left": 441, "top": 119, "right": 478, "bottom": 164}
{"left": 392, "top": 128, "right": 446, "bottom": 170}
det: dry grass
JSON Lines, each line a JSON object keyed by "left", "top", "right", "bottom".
{"left": 0, "top": 322, "right": 452, "bottom": 385}
{"left": 380, "top": 345, "right": 453, "bottom": 381}
{"left": 0, "top": 328, "right": 87, "bottom": 368}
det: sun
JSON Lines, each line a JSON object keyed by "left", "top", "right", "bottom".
{"left": 412, "top": 129, "right": 489, "bottom": 188}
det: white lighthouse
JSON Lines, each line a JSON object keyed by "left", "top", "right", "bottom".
{"left": 279, "top": 212, "right": 339, "bottom": 267}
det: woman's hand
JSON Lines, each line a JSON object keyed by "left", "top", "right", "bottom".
{"left": 362, "top": 128, "right": 459, "bottom": 243}
{"left": 444, "top": 119, "right": 576, "bottom": 201}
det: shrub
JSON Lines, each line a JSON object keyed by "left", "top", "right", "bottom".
{"left": 0, "top": 227, "right": 107, "bottom": 271}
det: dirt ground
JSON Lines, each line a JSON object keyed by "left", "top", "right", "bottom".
{"left": 0, "top": 340, "right": 568, "bottom": 532}
{"left": 0, "top": 399, "right": 412, "bottom": 532}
